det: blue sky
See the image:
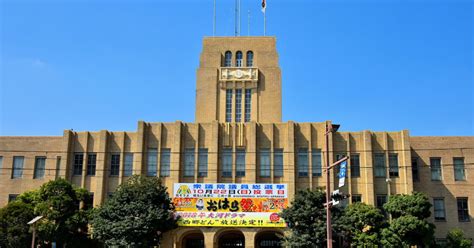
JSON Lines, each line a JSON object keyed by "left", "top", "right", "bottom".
{"left": 1, "top": 0, "right": 472, "bottom": 136}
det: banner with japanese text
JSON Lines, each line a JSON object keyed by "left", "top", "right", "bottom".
{"left": 173, "top": 183, "right": 288, "bottom": 227}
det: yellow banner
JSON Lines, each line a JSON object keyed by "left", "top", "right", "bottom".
{"left": 176, "top": 212, "right": 286, "bottom": 227}
{"left": 173, "top": 197, "right": 288, "bottom": 213}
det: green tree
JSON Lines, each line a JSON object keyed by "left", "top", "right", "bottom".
{"left": 341, "top": 203, "right": 386, "bottom": 247}
{"left": 92, "top": 175, "right": 177, "bottom": 247}
{"left": 279, "top": 188, "right": 345, "bottom": 248}
{"left": 382, "top": 192, "right": 435, "bottom": 247}
{"left": 445, "top": 228, "right": 473, "bottom": 248}
{"left": 0, "top": 201, "right": 35, "bottom": 248}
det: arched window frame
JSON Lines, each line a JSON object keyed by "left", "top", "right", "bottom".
{"left": 246, "top": 51, "right": 254, "bottom": 67}
{"left": 235, "top": 51, "right": 243, "bottom": 67}
{"left": 224, "top": 51, "right": 232, "bottom": 67}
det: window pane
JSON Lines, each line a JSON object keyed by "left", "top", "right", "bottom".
{"left": 433, "top": 198, "right": 446, "bottom": 221}
{"left": 245, "top": 89, "right": 251, "bottom": 122}
{"left": 198, "top": 148, "right": 208, "bottom": 177}
{"left": 226, "top": 89, "right": 233, "bottom": 122}
{"left": 412, "top": 157, "right": 419, "bottom": 182}
{"left": 224, "top": 51, "right": 232, "bottom": 67}
{"left": 55, "top": 156, "right": 61, "bottom": 179}
{"left": 297, "top": 148, "right": 308, "bottom": 177}
{"left": 222, "top": 148, "right": 232, "bottom": 177}
{"left": 34, "top": 157, "right": 46, "bottom": 179}
{"left": 260, "top": 149, "right": 270, "bottom": 177}
{"left": 236, "top": 51, "right": 243, "bottom": 67}
{"left": 389, "top": 154, "right": 399, "bottom": 177}
{"left": 236, "top": 149, "right": 245, "bottom": 177}
{"left": 454, "top": 158, "right": 465, "bottom": 181}
{"left": 12, "top": 156, "right": 24, "bottom": 179}
{"left": 110, "top": 154, "right": 120, "bottom": 176}
{"left": 8, "top": 194, "right": 18, "bottom": 203}
{"left": 160, "top": 149, "right": 171, "bottom": 177}
{"left": 430, "top": 158, "right": 442, "bottom": 181}
{"left": 73, "top": 153, "right": 83, "bottom": 176}
{"left": 352, "top": 195, "right": 362, "bottom": 203}
{"left": 312, "top": 150, "right": 322, "bottom": 177}
{"left": 350, "top": 154, "right": 360, "bottom": 178}
{"left": 235, "top": 89, "right": 242, "bottom": 122}
{"left": 124, "top": 153, "right": 133, "bottom": 176}
{"left": 374, "top": 153, "right": 386, "bottom": 177}
{"left": 147, "top": 148, "right": 158, "bottom": 177}
{"left": 274, "top": 149, "right": 283, "bottom": 177}
{"left": 184, "top": 148, "right": 195, "bottom": 177}
{"left": 87, "top": 154, "right": 97, "bottom": 176}
{"left": 246, "top": 51, "right": 254, "bottom": 67}
{"left": 457, "top": 198, "right": 470, "bottom": 222}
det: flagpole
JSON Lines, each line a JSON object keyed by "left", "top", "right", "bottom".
{"left": 213, "top": 0, "right": 216, "bottom": 36}
{"left": 264, "top": 11, "right": 266, "bottom": 36}
{"left": 248, "top": 10, "right": 250, "bottom": 36}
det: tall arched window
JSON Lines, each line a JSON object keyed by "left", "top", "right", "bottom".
{"left": 224, "top": 51, "right": 232, "bottom": 67}
{"left": 246, "top": 51, "right": 254, "bottom": 67}
{"left": 236, "top": 51, "right": 243, "bottom": 67}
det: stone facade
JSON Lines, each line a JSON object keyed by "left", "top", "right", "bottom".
{"left": 0, "top": 37, "right": 472, "bottom": 247}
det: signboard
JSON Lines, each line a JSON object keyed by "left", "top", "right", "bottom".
{"left": 338, "top": 161, "right": 347, "bottom": 187}
{"left": 173, "top": 183, "right": 288, "bottom": 227}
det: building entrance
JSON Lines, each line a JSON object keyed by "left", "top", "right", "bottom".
{"left": 183, "top": 232, "right": 204, "bottom": 248}
{"left": 218, "top": 231, "right": 245, "bottom": 248}
{"left": 255, "top": 232, "right": 283, "bottom": 248}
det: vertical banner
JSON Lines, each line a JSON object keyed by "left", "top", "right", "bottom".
{"left": 338, "top": 160, "right": 347, "bottom": 187}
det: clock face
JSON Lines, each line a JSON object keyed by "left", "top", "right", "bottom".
{"left": 235, "top": 70, "right": 243, "bottom": 78}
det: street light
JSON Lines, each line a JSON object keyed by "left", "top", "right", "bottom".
{"left": 28, "top": 216, "right": 43, "bottom": 248}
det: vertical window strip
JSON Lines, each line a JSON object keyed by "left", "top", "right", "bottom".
{"left": 147, "top": 148, "right": 158, "bottom": 177}
{"left": 245, "top": 89, "right": 251, "bottom": 122}
{"left": 235, "top": 89, "right": 242, "bottom": 122}
{"left": 411, "top": 157, "right": 419, "bottom": 182}
{"left": 236, "top": 149, "right": 246, "bottom": 177}
{"left": 12, "top": 156, "right": 24, "bottom": 179}
{"left": 222, "top": 148, "right": 232, "bottom": 177}
{"left": 246, "top": 51, "right": 254, "bottom": 67}
{"left": 312, "top": 149, "right": 322, "bottom": 177}
{"left": 0, "top": 156, "right": 3, "bottom": 172}
{"left": 274, "top": 149, "right": 283, "bottom": 177}
{"left": 260, "top": 149, "right": 271, "bottom": 177}
{"left": 297, "top": 148, "right": 309, "bottom": 177}
{"left": 124, "top": 153, "right": 133, "bottom": 176}
{"left": 430, "top": 158, "right": 442, "bottom": 181}
{"left": 224, "top": 51, "right": 232, "bottom": 67}
{"left": 350, "top": 154, "right": 360, "bottom": 178}
{"left": 73, "top": 153, "right": 83, "bottom": 176}
{"left": 226, "top": 89, "right": 233, "bottom": 122}
{"left": 160, "top": 149, "right": 171, "bottom": 177}
{"left": 374, "top": 153, "right": 386, "bottom": 177}
{"left": 198, "top": 148, "right": 208, "bottom": 177}
{"left": 110, "top": 154, "right": 120, "bottom": 176}
{"left": 236, "top": 51, "right": 243, "bottom": 67}
{"left": 184, "top": 148, "right": 195, "bottom": 177}
{"left": 388, "top": 154, "right": 399, "bottom": 177}
{"left": 34, "top": 157, "right": 46, "bottom": 179}
{"left": 55, "top": 156, "right": 61, "bottom": 179}
{"left": 454, "top": 158, "right": 465, "bottom": 181}
{"left": 87, "top": 154, "right": 97, "bottom": 176}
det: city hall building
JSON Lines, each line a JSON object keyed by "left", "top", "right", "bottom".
{"left": 0, "top": 37, "right": 473, "bottom": 247}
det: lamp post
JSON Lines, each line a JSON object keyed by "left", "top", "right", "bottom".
{"left": 28, "top": 216, "right": 43, "bottom": 248}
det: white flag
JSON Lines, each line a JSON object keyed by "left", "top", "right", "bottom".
{"left": 261, "top": 0, "right": 266, "bottom": 13}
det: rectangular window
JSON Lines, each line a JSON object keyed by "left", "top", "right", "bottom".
{"left": 352, "top": 194, "right": 362, "bottom": 203}
{"left": 412, "top": 157, "right": 419, "bottom": 182}
{"left": 34, "top": 156, "right": 46, "bottom": 179}
{"left": 55, "top": 156, "right": 61, "bottom": 179}
{"left": 433, "top": 198, "right": 446, "bottom": 221}
{"left": 350, "top": 154, "right": 360, "bottom": 178}
{"left": 297, "top": 148, "right": 309, "bottom": 177}
{"left": 184, "top": 148, "right": 195, "bottom": 177}
{"left": 222, "top": 148, "right": 232, "bottom": 178}
{"left": 8, "top": 194, "right": 18, "bottom": 203}
{"left": 84, "top": 193, "right": 94, "bottom": 210}
{"left": 388, "top": 154, "right": 399, "bottom": 177}
{"left": 147, "top": 148, "right": 158, "bottom": 177}
{"left": 0, "top": 156, "right": 3, "bottom": 172}
{"left": 274, "top": 149, "right": 283, "bottom": 177}
{"left": 110, "top": 154, "right": 120, "bottom": 176}
{"left": 236, "top": 149, "right": 246, "bottom": 177}
{"left": 124, "top": 153, "right": 133, "bottom": 176}
{"left": 160, "top": 149, "right": 171, "bottom": 177}
{"left": 312, "top": 149, "right": 322, "bottom": 177}
{"left": 454, "top": 158, "right": 465, "bottom": 181}
{"left": 73, "top": 153, "right": 83, "bottom": 176}
{"left": 235, "top": 89, "right": 242, "bottom": 122}
{"left": 226, "top": 89, "right": 233, "bottom": 122}
{"left": 198, "top": 148, "right": 208, "bottom": 177}
{"left": 374, "top": 153, "right": 386, "bottom": 177}
{"left": 376, "top": 195, "right": 387, "bottom": 210}
{"left": 430, "top": 158, "right": 442, "bottom": 181}
{"left": 12, "top": 156, "right": 24, "bottom": 179}
{"left": 87, "top": 153, "right": 97, "bottom": 176}
{"left": 245, "top": 89, "right": 251, "bottom": 122}
{"left": 260, "top": 149, "right": 271, "bottom": 177}
{"left": 457, "top": 198, "right": 470, "bottom": 222}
